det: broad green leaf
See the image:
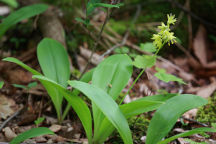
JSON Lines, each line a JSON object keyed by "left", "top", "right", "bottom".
{"left": 0, "top": 4, "right": 48, "bottom": 38}
{"left": 154, "top": 68, "right": 185, "bottom": 84}
{"left": 92, "top": 54, "right": 133, "bottom": 139}
{"left": 0, "top": 0, "right": 18, "bottom": 8}
{"left": 140, "top": 42, "right": 156, "bottom": 53}
{"left": 92, "top": 54, "right": 133, "bottom": 100}
{"left": 68, "top": 80, "right": 133, "bottom": 144}
{"left": 3, "top": 57, "right": 41, "bottom": 75}
{"left": 146, "top": 94, "right": 208, "bottom": 144}
{"left": 96, "top": 93, "right": 178, "bottom": 143}
{"left": 37, "top": 38, "right": 70, "bottom": 87}
{"left": 10, "top": 127, "right": 54, "bottom": 144}
{"left": 12, "top": 84, "right": 27, "bottom": 89}
{"left": 33, "top": 75, "right": 93, "bottom": 143}
{"left": 0, "top": 81, "right": 4, "bottom": 89}
{"left": 159, "top": 127, "right": 216, "bottom": 144}
{"left": 133, "top": 55, "right": 156, "bottom": 69}
{"left": 37, "top": 38, "right": 70, "bottom": 120}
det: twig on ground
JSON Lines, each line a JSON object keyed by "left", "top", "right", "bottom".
{"left": 186, "top": 0, "right": 193, "bottom": 50}
{"left": 80, "top": 25, "right": 108, "bottom": 50}
{"left": 79, "top": 7, "right": 112, "bottom": 79}
{"left": 180, "top": 116, "right": 208, "bottom": 127}
{"left": 0, "top": 106, "right": 24, "bottom": 131}
{"left": 99, "top": 5, "right": 141, "bottom": 60}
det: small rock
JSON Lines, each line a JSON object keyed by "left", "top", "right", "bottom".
{"left": 3, "top": 127, "right": 17, "bottom": 141}
{"left": 49, "top": 124, "right": 61, "bottom": 132}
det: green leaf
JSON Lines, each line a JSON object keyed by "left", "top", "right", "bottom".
{"left": 0, "top": 81, "right": 4, "bottom": 89}
{"left": 159, "top": 127, "right": 216, "bottom": 144}
{"left": 212, "top": 123, "right": 216, "bottom": 129}
{"left": 133, "top": 55, "right": 156, "bottom": 69}
{"left": 140, "top": 42, "right": 156, "bottom": 53}
{"left": 183, "top": 139, "right": 207, "bottom": 144}
{"left": 146, "top": 94, "right": 208, "bottom": 144}
{"left": 12, "top": 84, "right": 27, "bottom": 89}
{"left": 0, "top": 4, "right": 48, "bottom": 38}
{"left": 154, "top": 68, "right": 186, "bottom": 84}
{"left": 68, "top": 80, "right": 133, "bottom": 144}
{"left": 34, "top": 117, "right": 45, "bottom": 126}
{"left": 94, "top": 3, "right": 124, "bottom": 8}
{"left": 37, "top": 38, "right": 70, "bottom": 121}
{"left": 2, "top": 57, "right": 63, "bottom": 121}
{"left": 10, "top": 127, "right": 54, "bottom": 144}
{"left": 0, "top": 0, "right": 18, "bottom": 8}
{"left": 33, "top": 75, "right": 93, "bottom": 144}
{"left": 114, "top": 47, "right": 130, "bottom": 54}
{"left": 27, "top": 82, "right": 37, "bottom": 89}
{"left": 91, "top": 54, "right": 133, "bottom": 140}
{"left": 75, "top": 17, "right": 90, "bottom": 26}
{"left": 37, "top": 38, "right": 70, "bottom": 88}
{"left": 92, "top": 54, "right": 133, "bottom": 101}
{"left": 96, "top": 93, "right": 178, "bottom": 143}
{"left": 2, "top": 57, "right": 41, "bottom": 75}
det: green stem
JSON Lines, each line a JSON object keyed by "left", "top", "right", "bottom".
{"left": 155, "top": 42, "right": 165, "bottom": 55}
{"left": 61, "top": 103, "right": 71, "bottom": 122}
{"left": 119, "top": 41, "right": 166, "bottom": 105}
{"left": 119, "top": 69, "right": 145, "bottom": 105}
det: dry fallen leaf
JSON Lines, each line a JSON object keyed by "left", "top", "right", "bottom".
{"left": 196, "top": 82, "right": 216, "bottom": 99}
{"left": 193, "top": 25, "right": 216, "bottom": 69}
{"left": 34, "top": 136, "right": 47, "bottom": 143}
{"left": 3, "top": 127, "right": 17, "bottom": 141}
{"left": 7, "top": 69, "right": 32, "bottom": 84}
{"left": 183, "top": 108, "right": 198, "bottom": 119}
{"left": 193, "top": 25, "right": 208, "bottom": 65}
{"left": 49, "top": 124, "right": 61, "bottom": 133}
{"left": 0, "top": 95, "right": 17, "bottom": 119}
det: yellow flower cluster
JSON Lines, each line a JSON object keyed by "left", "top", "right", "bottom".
{"left": 152, "top": 14, "right": 177, "bottom": 50}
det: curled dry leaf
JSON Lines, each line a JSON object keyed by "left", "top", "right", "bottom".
{"left": 193, "top": 25, "right": 208, "bottom": 65}
{"left": 193, "top": 25, "right": 216, "bottom": 69}
{"left": 3, "top": 127, "right": 17, "bottom": 141}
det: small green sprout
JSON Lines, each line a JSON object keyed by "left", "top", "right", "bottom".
{"left": 34, "top": 117, "right": 45, "bottom": 127}
{"left": 12, "top": 82, "right": 37, "bottom": 90}
{"left": 152, "top": 14, "right": 177, "bottom": 51}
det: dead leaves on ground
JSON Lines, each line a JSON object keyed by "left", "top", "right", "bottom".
{"left": 0, "top": 95, "right": 18, "bottom": 120}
